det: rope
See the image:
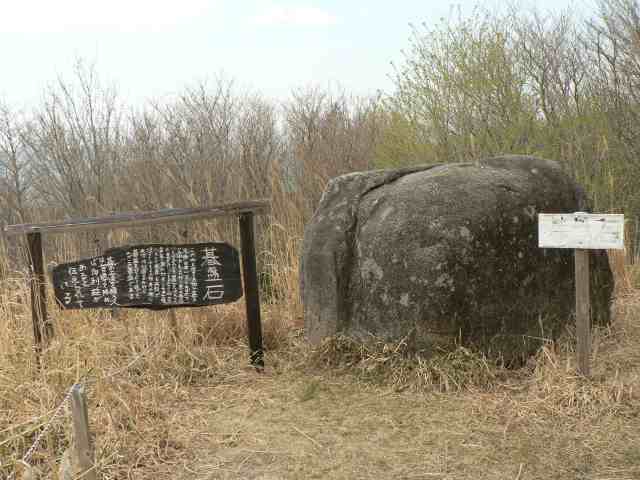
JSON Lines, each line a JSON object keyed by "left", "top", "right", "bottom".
{"left": 21, "top": 384, "right": 75, "bottom": 466}
{"left": 5, "top": 384, "right": 75, "bottom": 480}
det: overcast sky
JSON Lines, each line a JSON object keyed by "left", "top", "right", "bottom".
{"left": 1, "top": 0, "right": 593, "bottom": 108}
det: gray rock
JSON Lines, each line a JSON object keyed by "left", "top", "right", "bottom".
{"left": 301, "top": 155, "right": 614, "bottom": 362}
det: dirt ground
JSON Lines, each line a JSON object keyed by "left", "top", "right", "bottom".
{"left": 145, "top": 366, "right": 640, "bottom": 480}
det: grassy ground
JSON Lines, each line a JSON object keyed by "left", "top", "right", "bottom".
{"left": 1, "top": 263, "right": 639, "bottom": 479}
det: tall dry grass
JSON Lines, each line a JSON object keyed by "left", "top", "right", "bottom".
{"left": 1, "top": 235, "right": 639, "bottom": 478}
{"left": 0, "top": 274, "right": 294, "bottom": 478}
{"left": 2, "top": 4, "right": 640, "bottom": 476}
{"left": 1, "top": 82, "right": 639, "bottom": 478}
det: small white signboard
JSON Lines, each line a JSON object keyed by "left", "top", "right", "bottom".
{"left": 538, "top": 213, "right": 625, "bottom": 250}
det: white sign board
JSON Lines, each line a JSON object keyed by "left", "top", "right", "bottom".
{"left": 538, "top": 213, "right": 625, "bottom": 250}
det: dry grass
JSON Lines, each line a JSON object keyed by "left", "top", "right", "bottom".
{"left": 1, "top": 253, "right": 640, "bottom": 479}
{"left": 2, "top": 23, "right": 640, "bottom": 478}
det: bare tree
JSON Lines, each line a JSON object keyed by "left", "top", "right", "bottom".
{"left": 24, "top": 60, "right": 124, "bottom": 217}
{"left": 284, "top": 87, "right": 381, "bottom": 214}
{"left": 513, "top": 9, "right": 587, "bottom": 122}
{"left": 0, "top": 102, "right": 30, "bottom": 224}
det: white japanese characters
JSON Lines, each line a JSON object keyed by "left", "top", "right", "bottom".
{"left": 203, "top": 246, "right": 225, "bottom": 301}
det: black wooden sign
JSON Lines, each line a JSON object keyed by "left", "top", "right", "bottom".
{"left": 52, "top": 242, "right": 242, "bottom": 310}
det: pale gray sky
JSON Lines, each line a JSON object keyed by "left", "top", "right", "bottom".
{"left": 0, "top": 0, "right": 594, "bottom": 108}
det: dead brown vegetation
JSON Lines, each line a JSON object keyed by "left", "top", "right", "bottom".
{"left": 2, "top": 1, "right": 640, "bottom": 478}
{"left": 1, "top": 262, "right": 639, "bottom": 479}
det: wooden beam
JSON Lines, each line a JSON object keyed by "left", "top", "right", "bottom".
{"left": 575, "top": 249, "right": 591, "bottom": 377}
{"left": 27, "top": 232, "right": 52, "bottom": 351}
{"left": 4, "top": 200, "right": 270, "bottom": 236}
{"left": 239, "top": 212, "right": 264, "bottom": 368}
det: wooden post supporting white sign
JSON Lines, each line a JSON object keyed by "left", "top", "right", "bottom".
{"left": 539, "top": 212, "right": 625, "bottom": 377}
{"left": 574, "top": 249, "right": 591, "bottom": 376}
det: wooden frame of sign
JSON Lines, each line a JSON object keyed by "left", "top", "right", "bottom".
{"left": 3, "top": 200, "right": 269, "bottom": 368}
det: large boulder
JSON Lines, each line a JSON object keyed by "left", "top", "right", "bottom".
{"left": 301, "top": 155, "right": 614, "bottom": 361}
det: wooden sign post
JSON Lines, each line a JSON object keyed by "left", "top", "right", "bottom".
{"left": 3, "top": 200, "right": 269, "bottom": 368}
{"left": 239, "top": 212, "right": 264, "bottom": 367}
{"left": 539, "top": 212, "right": 625, "bottom": 376}
{"left": 27, "top": 232, "right": 53, "bottom": 352}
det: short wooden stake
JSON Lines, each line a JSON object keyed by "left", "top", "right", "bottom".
{"left": 27, "top": 232, "right": 53, "bottom": 353}
{"left": 575, "top": 249, "right": 591, "bottom": 377}
{"left": 239, "top": 212, "right": 264, "bottom": 368}
{"left": 70, "top": 384, "right": 96, "bottom": 480}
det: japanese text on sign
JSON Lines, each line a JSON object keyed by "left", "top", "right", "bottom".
{"left": 52, "top": 243, "right": 242, "bottom": 310}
